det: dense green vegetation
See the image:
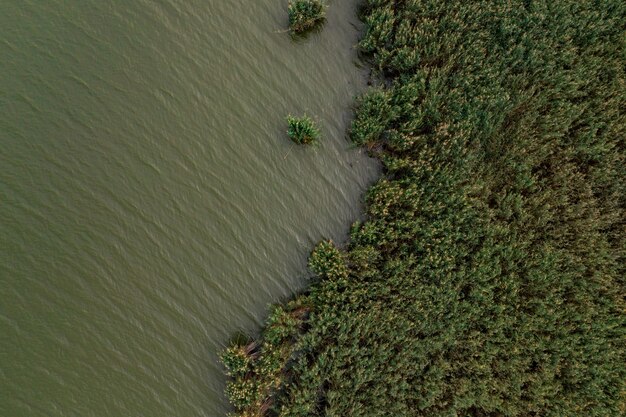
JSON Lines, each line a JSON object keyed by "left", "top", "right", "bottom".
{"left": 223, "top": 1, "right": 625, "bottom": 416}
{"left": 288, "top": 0, "right": 326, "bottom": 34}
{"left": 287, "top": 115, "right": 321, "bottom": 145}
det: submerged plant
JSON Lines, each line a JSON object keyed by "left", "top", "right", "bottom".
{"left": 288, "top": 0, "right": 326, "bottom": 34}
{"left": 286, "top": 115, "right": 320, "bottom": 145}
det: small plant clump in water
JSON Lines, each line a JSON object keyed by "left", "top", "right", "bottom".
{"left": 286, "top": 115, "right": 320, "bottom": 145}
{"left": 288, "top": 0, "right": 326, "bottom": 34}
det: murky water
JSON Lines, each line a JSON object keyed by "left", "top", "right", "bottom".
{"left": 0, "top": 1, "right": 377, "bottom": 415}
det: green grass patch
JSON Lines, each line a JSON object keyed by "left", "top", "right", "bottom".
{"left": 288, "top": 0, "right": 326, "bottom": 34}
{"left": 286, "top": 115, "right": 321, "bottom": 145}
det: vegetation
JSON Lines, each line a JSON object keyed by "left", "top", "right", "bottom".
{"left": 286, "top": 115, "right": 321, "bottom": 145}
{"left": 288, "top": 0, "right": 326, "bottom": 34}
{"left": 224, "top": 1, "right": 626, "bottom": 416}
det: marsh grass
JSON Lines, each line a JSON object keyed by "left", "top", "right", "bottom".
{"left": 223, "top": 1, "right": 626, "bottom": 416}
{"left": 288, "top": 0, "right": 326, "bottom": 35}
{"left": 286, "top": 115, "right": 321, "bottom": 145}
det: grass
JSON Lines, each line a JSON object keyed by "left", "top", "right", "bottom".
{"left": 288, "top": 0, "right": 326, "bottom": 34}
{"left": 286, "top": 115, "right": 320, "bottom": 145}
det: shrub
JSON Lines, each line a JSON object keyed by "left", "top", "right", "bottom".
{"left": 307, "top": 240, "right": 348, "bottom": 280}
{"left": 225, "top": 378, "right": 258, "bottom": 410}
{"left": 288, "top": 0, "right": 326, "bottom": 34}
{"left": 286, "top": 115, "right": 320, "bottom": 145}
{"left": 350, "top": 87, "right": 395, "bottom": 146}
{"left": 220, "top": 346, "right": 252, "bottom": 377}
{"left": 263, "top": 305, "right": 300, "bottom": 345}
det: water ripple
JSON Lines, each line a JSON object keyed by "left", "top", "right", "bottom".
{"left": 0, "top": 0, "right": 379, "bottom": 416}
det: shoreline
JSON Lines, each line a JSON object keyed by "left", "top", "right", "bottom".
{"left": 222, "top": 1, "right": 626, "bottom": 416}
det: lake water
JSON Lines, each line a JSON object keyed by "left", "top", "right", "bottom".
{"left": 0, "top": 1, "right": 378, "bottom": 415}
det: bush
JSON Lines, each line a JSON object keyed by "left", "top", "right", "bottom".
{"left": 286, "top": 115, "right": 320, "bottom": 145}
{"left": 220, "top": 297, "right": 312, "bottom": 417}
{"left": 225, "top": 378, "right": 258, "bottom": 410}
{"left": 220, "top": 346, "right": 252, "bottom": 377}
{"left": 307, "top": 240, "right": 348, "bottom": 280}
{"left": 288, "top": 0, "right": 326, "bottom": 34}
{"left": 263, "top": 305, "right": 300, "bottom": 345}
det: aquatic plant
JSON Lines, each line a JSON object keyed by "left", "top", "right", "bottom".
{"left": 288, "top": 0, "right": 326, "bottom": 34}
{"left": 307, "top": 240, "right": 347, "bottom": 280}
{"left": 223, "top": 1, "right": 626, "bottom": 416}
{"left": 286, "top": 115, "right": 320, "bottom": 145}
{"left": 221, "top": 297, "right": 311, "bottom": 416}
{"left": 220, "top": 346, "right": 253, "bottom": 377}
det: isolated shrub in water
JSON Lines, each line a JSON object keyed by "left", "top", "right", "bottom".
{"left": 288, "top": 0, "right": 325, "bottom": 34}
{"left": 287, "top": 115, "right": 320, "bottom": 145}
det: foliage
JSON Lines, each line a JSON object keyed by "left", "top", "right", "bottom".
{"left": 286, "top": 115, "right": 321, "bottom": 145}
{"left": 221, "top": 298, "right": 311, "bottom": 416}
{"left": 263, "top": 305, "right": 301, "bottom": 345}
{"left": 307, "top": 240, "right": 348, "bottom": 281}
{"left": 288, "top": 0, "right": 326, "bottom": 34}
{"left": 223, "top": 1, "right": 626, "bottom": 416}
{"left": 220, "top": 345, "right": 253, "bottom": 377}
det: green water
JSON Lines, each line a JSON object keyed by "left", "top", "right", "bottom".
{"left": 0, "top": 1, "right": 378, "bottom": 415}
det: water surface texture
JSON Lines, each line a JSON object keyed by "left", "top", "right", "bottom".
{"left": 0, "top": 1, "right": 378, "bottom": 415}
